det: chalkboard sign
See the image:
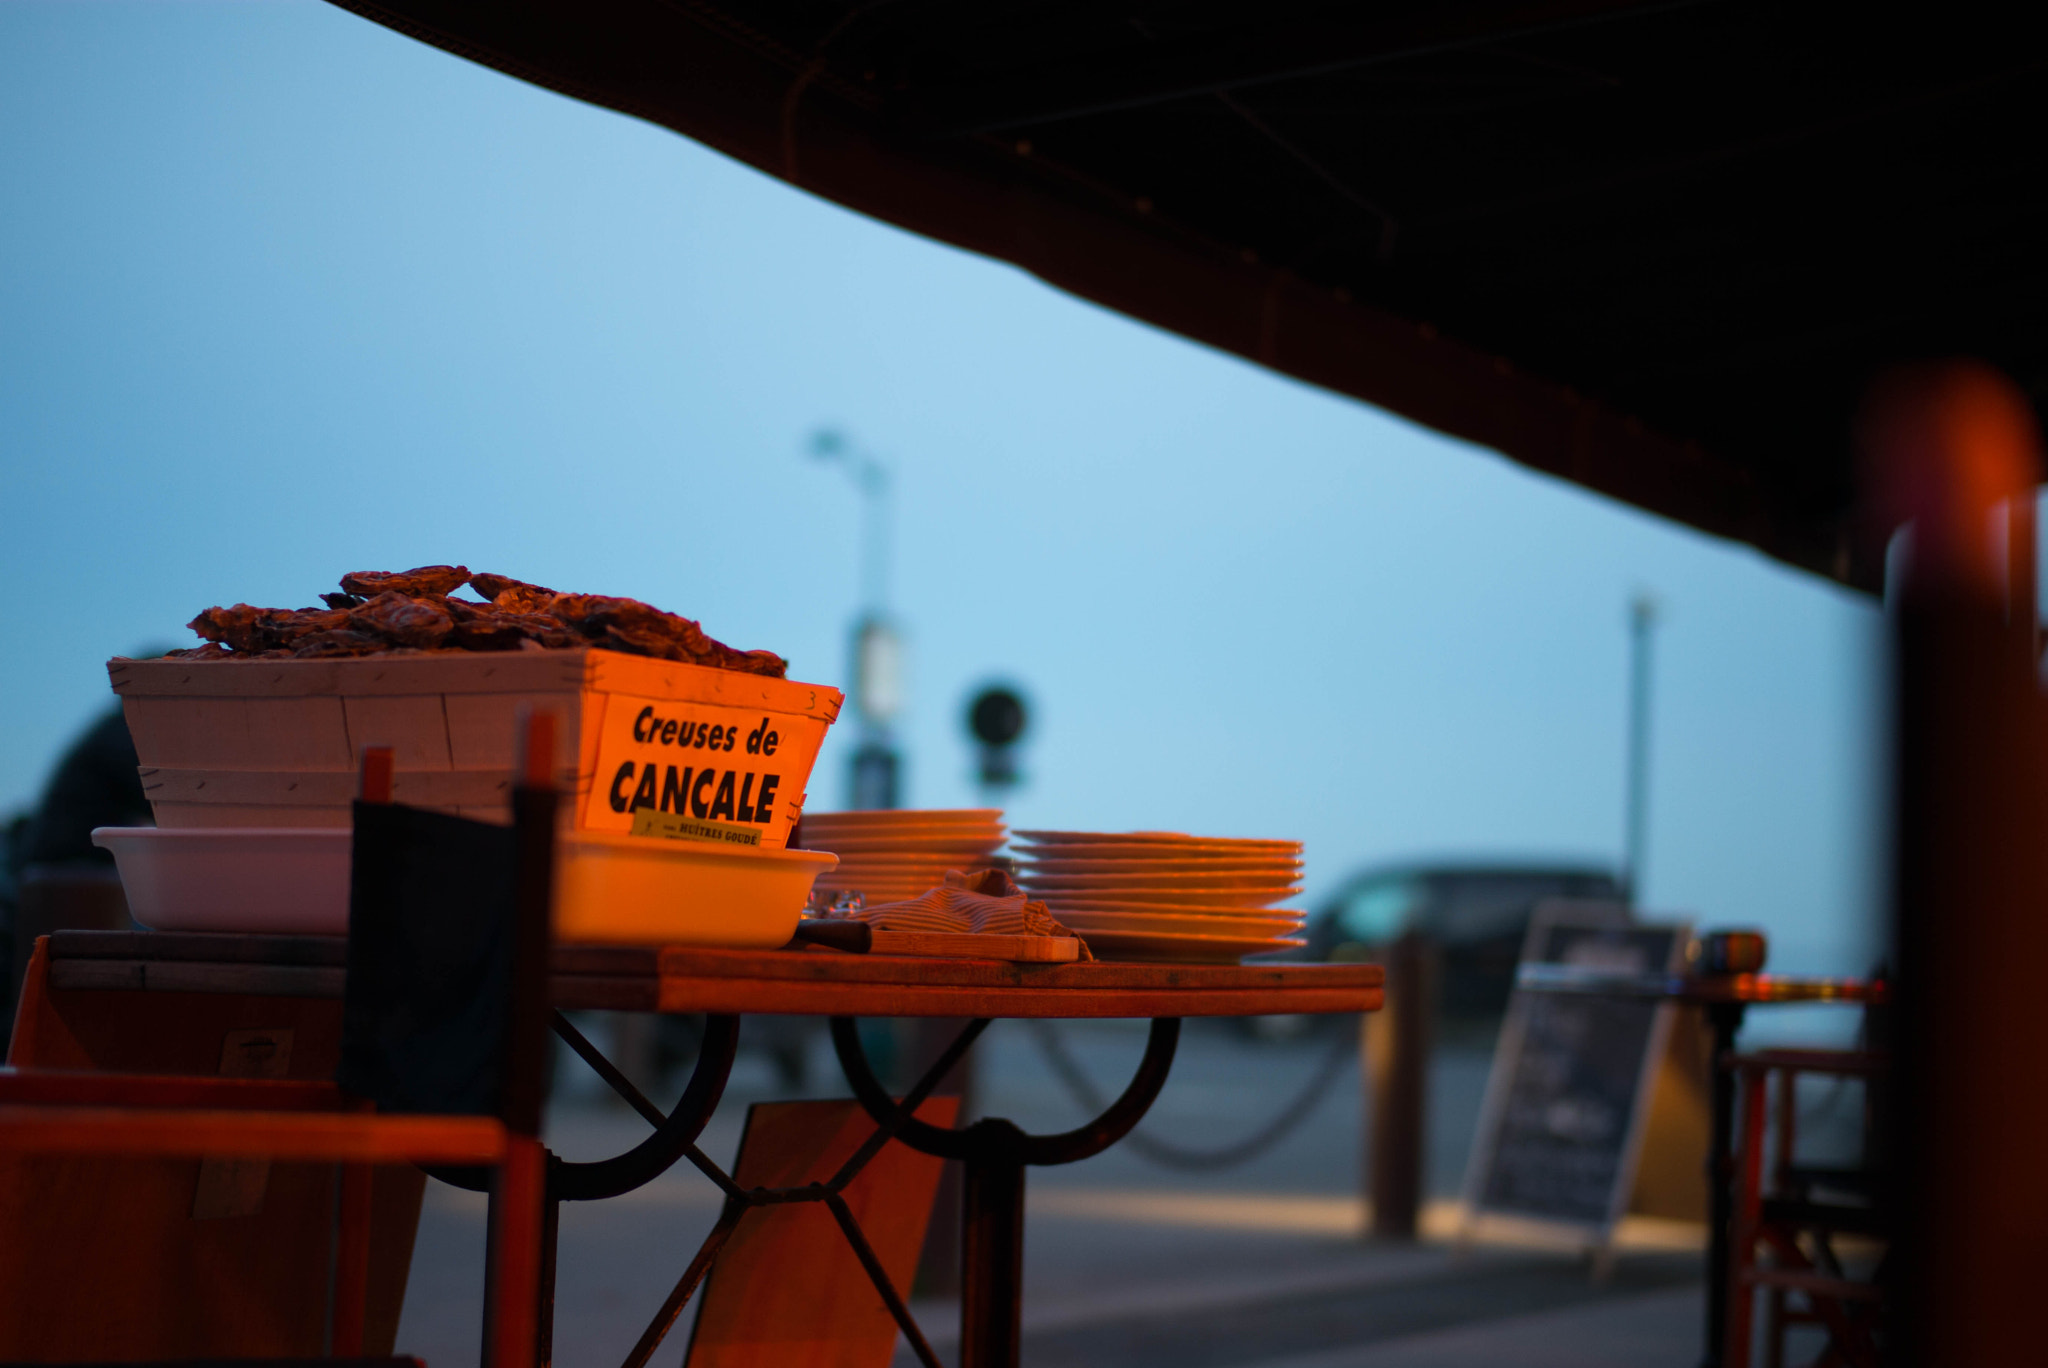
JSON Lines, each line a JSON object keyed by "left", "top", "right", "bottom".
{"left": 1460, "top": 902, "right": 1691, "bottom": 1243}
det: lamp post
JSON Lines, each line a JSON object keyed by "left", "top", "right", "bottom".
{"left": 809, "top": 428, "right": 903, "bottom": 809}
{"left": 1623, "top": 593, "right": 1659, "bottom": 903}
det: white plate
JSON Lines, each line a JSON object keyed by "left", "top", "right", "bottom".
{"left": 1047, "top": 901, "right": 1308, "bottom": 920}
{"left": 1022, "top": 871, "right": 1303, "bottom": 891}
{"left": 1075, "top": 929, "right": 1308, "bottom": 963}
{"left": 1031, "top": 887, "right": 1301, "bottom": 909}
{"left": 827, "top": 860, "right": 995, "bottom": 872}
{"left": 1018, "top": 857, "right": 1302, "bottom": 875}
{"left": 1055, "top": 910, "right": 1305, "bottom": 936}
{"left": 1013, "top": 830, "right": 1299, "bottom": 851}
{"left": 1011, "top": 841, "right": 1302, "bottom": 859}
{"left": 800, "top": 836, "right": 1007, "bottom": 854}
{"left": 93, "top": 826, "right": 352, "bottom": 934}
{"left": 1040, "top": 892, "right": 1294, "bottom": 913}
{"left": 801, "top": 822, "right": 1004, "bottom": 837}
{"left": 800, "top": 809, "right": 1003, "bottom": 828}
{"left": 827, "top": 853, "right": 1003, "bottom": 866}
{"left": 804, "top": 832, "right": 1002, "bottom": 849}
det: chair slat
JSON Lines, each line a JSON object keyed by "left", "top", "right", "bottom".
{"left": 0, "top": 1070, "right": 345, "bottom": 1110}
{"left": 0, "top": 1106, "right": 506, "bottom": 1164}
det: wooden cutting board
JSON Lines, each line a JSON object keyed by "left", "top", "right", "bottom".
{"left": 866, "top": 930, "right": 1083, "bottom": 962}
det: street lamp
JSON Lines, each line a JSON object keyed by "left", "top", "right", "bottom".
{"left": 1623, "top": 592, "right": 1659, "bottom": 903}
{"left": 809, "top": 427, "right": 903, "bottom": 809}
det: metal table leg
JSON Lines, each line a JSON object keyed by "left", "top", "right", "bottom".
{"left": 832, "top": 1015, "right": 1183, "bottom": 1368}
{"left": 960, "top": 1123, "right": 1027, "bottom": 1361}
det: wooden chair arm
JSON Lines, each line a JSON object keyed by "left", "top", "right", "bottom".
{"left": 1730, "top": 1049, "right": 1888, "bottom": 1077}
{"left": 0, "top": 1069, "right": 350, "bottom": 1110}
{"left": 0, "top": 1106, "right": 507, "bottom": 1164}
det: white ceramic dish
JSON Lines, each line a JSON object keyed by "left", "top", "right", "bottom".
{"left": 1031, "top": 887, "right": 1301, "bottom": 909}
{"left": 1011, "top": 841, "right": 1302, "bottom": 859}
{"left": 1049, "top": 901, "right": 1307, "bottom": 920}
{"left": 801, "top": 828, "right": 1003, "bottom": 841}
{"left": 94, "top": 824, "right": 840, "bottom": 946}
{"left": 93, "top": 826, "right": 353, "bottom": 934}
{"left": 1013, "top": 830, "right": 1299, "bottom": 851}
{"left": 1055, "top": 910, "right": 1306, "bottom": 936}
{"left": 1018, "top": 857, "right": 1303, "bottom": 875}
{"left": 827, "top": 860, "right": 999, "bottom": 877}
{"left": 801, "top": 808, "right": 1002, "bottom": 826}
{"left": 1022, "top": 871, "right": 1304, "bottom": 891}
{"left": 802, "top": 836, "right": 1008, "bottom": 855}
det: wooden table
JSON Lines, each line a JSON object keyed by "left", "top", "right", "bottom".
{"left": 28, "top": 930, "right": 1381, "bottom": 1368}
{"left": 1514, "top": 964, "right": 1886, "bottom": 1368}
{"left": 42, "top": 934, "right": 1375, "bottom": 1016}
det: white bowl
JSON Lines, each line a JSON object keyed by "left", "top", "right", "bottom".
{"left": 92, "top": 824, "right": 841, "bottom": 946}
{"left": 554, "top": 833, "right": 837, "bottom": 945}
{"left": 92, "top": 826, "right": 352, "bottom": 934}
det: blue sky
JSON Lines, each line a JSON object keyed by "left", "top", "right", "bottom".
{"left": 1, "top": 2, "right": 1886, "bottom": 973}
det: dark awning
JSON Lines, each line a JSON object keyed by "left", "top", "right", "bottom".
{"left": 330, "top": 1, "right": 2048, "bottom": 590}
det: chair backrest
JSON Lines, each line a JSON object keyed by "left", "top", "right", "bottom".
{"left": 338, "top": 714, "right": 556, "bottom": 1135}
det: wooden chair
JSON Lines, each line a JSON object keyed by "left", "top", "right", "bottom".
{"left": 680, "top": 1096, "right": 959, "bottom": 1368}
{"left": 0, "top": 716, "right": 562, "bottom": 1368}
{"left": 1724, "top": 1048, "right": 1889, "bottom": 1368}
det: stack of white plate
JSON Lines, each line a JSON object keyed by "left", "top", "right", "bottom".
{"left": 797, "top": 809, "right": 1008, "bottom": 905}
{"left": 1012, "top": 830, "right": 1307, "bottom": 962}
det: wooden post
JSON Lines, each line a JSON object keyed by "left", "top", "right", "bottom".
{"left": 329, "top": 1161, "right": 375, "bottom": 1356}
{"left": 484, "top": 1135, "right": 548, "bottom": 1368}
{"left": 1864, "top": 362, "right": 2048, "bottom": 1367}
{"left": 1366, "top": 931, "right": 1437, "bottom": 1239}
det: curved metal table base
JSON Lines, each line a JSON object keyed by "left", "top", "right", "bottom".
{"left": 832, "top": 1015, "right": 1184, "bottom": 1368}
{"left": 424, "top": 1012, "right": 741, "bottom": 1368}
{"left": 480, "top": 1011, "right": 1182, "bottom": 1368}
{"left": 547, "top": 1012, "right": 740, "bottom": 1201}
{"left": 425, "top": 1014, "right": 740, "bottom": 1201}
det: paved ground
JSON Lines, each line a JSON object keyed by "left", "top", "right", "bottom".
{"left": 395, "top": 1016, "right": 1709, "bottom": 1367}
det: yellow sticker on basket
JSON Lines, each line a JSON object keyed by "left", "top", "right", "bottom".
{"left": 583, "top": 691, "right": 827, "bottom": 848}
{"left": 629, "top": 809, "right": 762, "bottom": 847}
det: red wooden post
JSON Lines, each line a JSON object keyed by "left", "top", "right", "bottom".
{"left": 485, "top": 1134, "right": 548, "bottom": 1368}
{"left": 519, "top": 709, "right": 556, "bottom": 790}
{"left": 359, "top": 747, "right": 395, "bottom": 804}
{"left": 1864, "top": 362, "right": 2048, "bottom": 1367}
{"left": 330, "top": 1161, "right": 375, "bottom": 1355}
{"left": 2009, "top": 490, "right": 2038, "bottom": 652}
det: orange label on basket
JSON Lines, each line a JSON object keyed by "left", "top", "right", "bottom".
{"left": 582, "top": 692, "right": 826, "bottom": 847}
